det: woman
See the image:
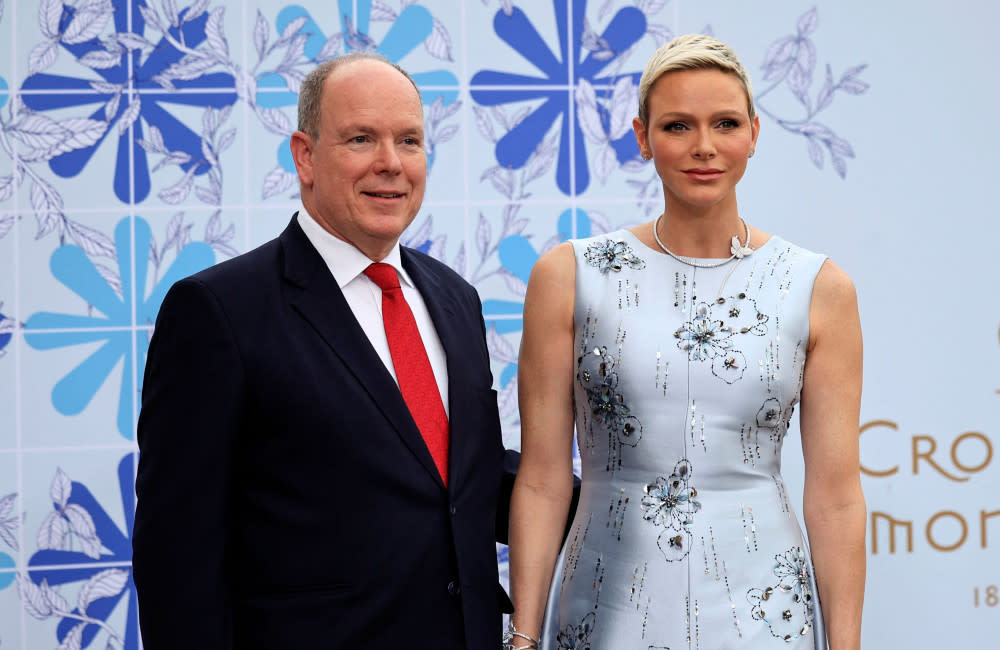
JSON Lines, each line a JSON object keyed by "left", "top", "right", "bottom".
{"left": 507, "top": 34, "right": 865, "bottom": 650}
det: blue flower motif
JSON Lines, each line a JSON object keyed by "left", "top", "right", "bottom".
{"left": 24, "top": 217, "right": 215, "bottom": 439}
{"left": 0, "top": 75, "right": 8, "bottom": 110}
{"left": 20, "top": 0, "right": 237, "bottom": 203}
{"left": 25, "top": 455, "right": 138, "bottom": 649}
{"left": 256, "top": 1, "right": 460, "bottom": 174}
{"left": 470, "top": 1, "right": 646, "bottom": 195}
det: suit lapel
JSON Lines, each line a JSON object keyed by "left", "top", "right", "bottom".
{"left": 279, "top": 218, "right": 445, "bottom": 488}
{"left": 401, "top": 249, "right": 470, "bottom": 492}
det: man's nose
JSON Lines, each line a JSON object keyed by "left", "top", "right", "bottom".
{"left": 374, "top": 141, "right": 403, "bottom": 173}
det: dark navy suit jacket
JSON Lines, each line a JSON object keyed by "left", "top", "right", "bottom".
{"left": 133, "top": 216, "right": 506, "bottom": 649}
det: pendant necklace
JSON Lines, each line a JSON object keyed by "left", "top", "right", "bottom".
{"left": 652, "top": 213, "right": 754, "bottom": 298}
{"left": 651, "top": 212, "right": 753, "bottom": 268}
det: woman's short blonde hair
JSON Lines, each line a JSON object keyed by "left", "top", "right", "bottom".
{"left": 637, "top": 34, "right": 755, "bottom": 128}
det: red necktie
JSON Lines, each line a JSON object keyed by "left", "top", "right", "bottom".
{"left": 364, "top": 263, "right": 449, "bottom": 485}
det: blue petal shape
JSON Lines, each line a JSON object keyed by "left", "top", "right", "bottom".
{"left": 557, "top": 103, "right": 589, "bottom": 195}
{"left": 50, "top": 246, "right": 128, "bottom": 321}
{"left": 255, "top": 75, "right": 297, "bottom": 109}
{"left": 340, "top": 0, "right": 372, "bottom": 35}
{"left": 576, "top": 8, "right": 646, "bottom": 80}
{"left": 411, "top": 70, "right": 460, "bottom": 107}
{"left": 0, "top": 553, "right": 14, "bottom": 590}
{"left": 491, "top": 7, "right": 564, "bottom": 79}
{"left": 482, "top": 299, "right": 526, "bottom": 317}
{"left": 278, "top": 137, "right": 296, "bottom": 172}
{"left": 377, "top": 5, "right": 432, "bottom": 61}
{"left": 495, "top": 95, "right": 563, "bottom": 169}
{"left": 141, "top": 242, "right": 215, "bottom": 322}
{"left": 276, "top": 6, "right": 328, "bottom": 60}
{"left": 483, "top": 296, "right": 526, "bottom": 336}
{"left": 498, "top": 235, "right": 539, "bottom": 285}
{"left": 122, "top": 220, "right": 151, "bottom": 317}
{"left": 500, "top": 363, "right": 517, "bottom": 387}
{"left": 24, "top": 328, "right": 120, "bottom": 347}
{"left": 0, "top": 310, "right": 11, "bottom": 351}
{"left": 557, "top": 208, "right": 591, "bottom": 240}
{"left": 51, "top": 334, "right": 129, "bottom": 417}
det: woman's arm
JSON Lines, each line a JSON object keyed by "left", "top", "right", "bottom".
{"left": 508, "top": 243, "right": 579, "bottom": 642}
{"left": 799, "top": 259, "right": 866, "bottom": 650}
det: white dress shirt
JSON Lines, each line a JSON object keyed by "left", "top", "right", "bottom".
{"left": 296, "top": 208, "right": 450, "bottom": 416}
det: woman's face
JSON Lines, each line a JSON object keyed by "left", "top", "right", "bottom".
{"left": 633, "top": 68, "right": 759, "bottom": 213}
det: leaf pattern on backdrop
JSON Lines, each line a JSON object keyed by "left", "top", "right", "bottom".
{"left": 17, "top": 456, "right": 139, "bottom": 650}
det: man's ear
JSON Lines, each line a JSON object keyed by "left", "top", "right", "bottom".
{"left": 289, "top": 131, "right": 314, "bottom": 186}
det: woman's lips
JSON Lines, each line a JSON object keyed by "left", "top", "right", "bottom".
{"left": 683, "top": 168, "right": 723, "bottom": 181}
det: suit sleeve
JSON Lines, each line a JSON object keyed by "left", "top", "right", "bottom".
{"left": 132, "top": 277, "right": 245, "bottom": 649}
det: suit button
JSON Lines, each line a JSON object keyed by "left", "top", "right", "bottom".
{"left": 450, "top": 505, "right": 457, "bottom": 515}
{"left": 447, "top": 580, "right": 461, "bottom": 596}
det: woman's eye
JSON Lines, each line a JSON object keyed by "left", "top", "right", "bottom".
{"left": 718, "top": 119, "right": 740, "bottom": 129}
{"left": 664, "top": 122, "right": 686, "bottom": 132}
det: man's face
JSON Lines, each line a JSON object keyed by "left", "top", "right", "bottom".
{"left": 293, "top": 59, "right": 426, "bottom": 261}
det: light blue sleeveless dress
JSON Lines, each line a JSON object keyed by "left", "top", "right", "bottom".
{"left": 542, "top": 229, "right": 829, "bottom": 650}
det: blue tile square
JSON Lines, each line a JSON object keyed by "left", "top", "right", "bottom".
{"left": 19, "top": 212, "right": 220, "bottom": 445}
{"left": 18, "top": 449, "right": 136, "bottom": 650}
{"left": 14, "top": 0, "right": 240, "bottom": 210}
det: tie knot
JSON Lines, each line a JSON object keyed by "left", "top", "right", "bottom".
{"left": 364, "top": 262, "right": 401, "bottom": 291}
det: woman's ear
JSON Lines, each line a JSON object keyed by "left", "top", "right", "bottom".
{"left": 633, "top": 117, "right": 650, "bottom": 160}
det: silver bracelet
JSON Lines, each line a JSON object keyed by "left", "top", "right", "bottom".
{"left": 503, "top": 621, "right": 540, "bottom": 650}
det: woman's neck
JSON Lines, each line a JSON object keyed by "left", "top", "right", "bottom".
{"left": 657, "top": 197, "right": 744, "bottom": 258}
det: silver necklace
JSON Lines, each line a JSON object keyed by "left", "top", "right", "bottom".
{"left": 651, "top": 213, "right": 753, "bottom": 268}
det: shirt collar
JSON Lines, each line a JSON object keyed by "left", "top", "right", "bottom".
{"left": 296, "top": 205, "right": 413, "bottom": 289}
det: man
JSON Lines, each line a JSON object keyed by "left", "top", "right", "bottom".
{"left": 132, "top": 53, "right": 507, "bottom": 649}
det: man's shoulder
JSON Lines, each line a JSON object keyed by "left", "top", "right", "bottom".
{"left": 187, "top": 233, "right": 284, "bottom": 289}
{"left": 402, "top": 245, "right": 474, "bottom": 292}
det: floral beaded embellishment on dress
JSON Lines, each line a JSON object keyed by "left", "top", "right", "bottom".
{"left": 674, "top": 293, "right": 769, "bottom": 384}
{"left": 746, "top": 547, "right": 817, "bottom": 642}
{"left": 556, "top": 611, "right": 597, "bottom": 650}
{"left": 584, "top": 238, "right": 647, "bottom": 274}
{"left": 641, "top": 459, "right": 702, "bottom": 562}
{"left": 577, "top": 345, "right": 643, "bottom": 471}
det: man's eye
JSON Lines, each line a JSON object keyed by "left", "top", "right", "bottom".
{"left": 352, "top": 136, "right": 368, "bottom": 143}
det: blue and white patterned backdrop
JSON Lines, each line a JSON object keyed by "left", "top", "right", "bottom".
{"left": 0, "top": 1, "right": 997, "bottom": 648}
